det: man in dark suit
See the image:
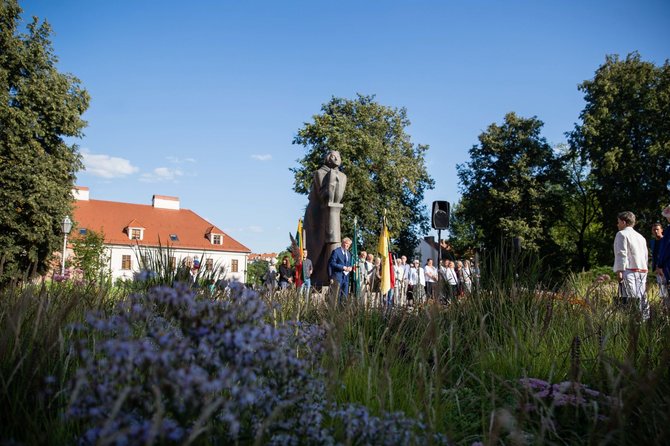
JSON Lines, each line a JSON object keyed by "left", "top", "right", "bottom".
{"left": 329, "top": 237, "right": 353, "bottom": 304}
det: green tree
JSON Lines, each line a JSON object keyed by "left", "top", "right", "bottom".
{"left": 456, "top": 112, "right": 564, "bottom": 259}
{"left": 446, "top": 200, "right": 478, "bottom": 257}
{"left": 569, "top": 52, "right": 670, "bottom": 261}
{"left": 0, "top": 0, "right": 89, "bottom": 282}
{"left": 550, "top": 145, "right": 603, "bottom": 271}
{"left": 70, "top": 229, "right": 109, "bottom": 283}
{"left": 246, "top": 259, "right": 269, "bottom": 287}
{"left": 291, "top": 94, "right": 434, "bottom": 256}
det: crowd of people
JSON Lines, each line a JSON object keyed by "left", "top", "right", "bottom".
{"left": 264, "top": 236, "right": 480, "bottom": 309}
{"left": 260, "top": 205, "right": 670, "bottom": 317}
{"left": 349, "top": 253, "right": 480, "bottom": 308}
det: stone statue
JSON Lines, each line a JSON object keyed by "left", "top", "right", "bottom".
{"left": 303, "top": 150, "right": 347, "bottom": 286}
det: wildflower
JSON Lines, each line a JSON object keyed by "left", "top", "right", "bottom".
{"left": 135, "top": 270, "right": 158, "bottom": 282}
{"left": 68, "top": 283, "right": 448, "bottom": 445}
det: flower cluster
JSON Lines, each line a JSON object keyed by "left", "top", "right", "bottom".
{"left": 134, "top": 270, "right": 158, "bottom": 281}
{"left": 331, "top": 403, "right": 448, "bottom": 446}
{"left": 52, "top": 269, "right": 71, "bottom": 283}
{"left": 519, "top": 378, "right": 619, "bottom": 416}
{"left": 53, "top": 267, "right": 85, "bottom": 284}
{"left": 68, "top": 282, "right": 447, "bottom": 445}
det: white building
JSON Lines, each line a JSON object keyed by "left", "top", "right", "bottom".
{"left": 414, "top": 236, "right": 442, "bottom": 265}
{"left": 71, "top": 186, "right": 251, "bottom": 282}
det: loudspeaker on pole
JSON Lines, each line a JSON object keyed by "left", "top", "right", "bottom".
{"left": 432, "top": 200, "right": 450, "bottom": 230}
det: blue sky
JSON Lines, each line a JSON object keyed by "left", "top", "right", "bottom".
{"left": 19, "top": 0, "right": 670, "bottom": 254}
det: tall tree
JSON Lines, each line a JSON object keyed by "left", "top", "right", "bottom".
{"left": 550, "top": 145, "right": 603, "bottom": 271}
{"left": 0, "top": 0, "right": 89, "bottom": 281}
{"left": 570, "top": 52, "right": 670, "bottom": 259}
{"left": 456, "top": 112, "right": 564, "bottom": 258}
{"left": 292, "top": 94, "right": 434, "bottom": 256}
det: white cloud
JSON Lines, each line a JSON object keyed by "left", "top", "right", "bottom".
{"left": 140, "top": 167, "right": 184, "bottom": 183}
{"left": 248, "top": 225, "right": 263, "bottom": 233}
{"left": 251, "top": 154, "right": 272, "bottom": 161}
{"left": 166, "top": 156, "right": 196, "bottom": 164}
{"left": 82, "top": 152, "right": 139, "bottom": 178}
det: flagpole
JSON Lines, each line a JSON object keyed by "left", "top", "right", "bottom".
{"left": 352, "top": 216, "right": 359, "bottom": 299}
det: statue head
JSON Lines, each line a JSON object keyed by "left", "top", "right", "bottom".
{"left": 324, "top": 150, "right": 341, "bottom": 169}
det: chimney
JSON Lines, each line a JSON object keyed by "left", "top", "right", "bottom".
{"left": 152, "top": 194, "right": 180, "bottom": 210}
{"left": 72, "top": 186, "right": 90, "bottom": 201}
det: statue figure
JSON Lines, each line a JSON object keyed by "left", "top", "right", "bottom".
{"left": 303, "top": 150, "right": 347, "bottom": 286}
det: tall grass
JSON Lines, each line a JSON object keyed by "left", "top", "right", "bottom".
{"left": 0, "top": 280, "right": 119, "bottom": 444}
{"left": 1, "top": 247, "right": 669, "bottom": 444}
{"left": 269, "top": 248, "right": 670, "bottom": 445}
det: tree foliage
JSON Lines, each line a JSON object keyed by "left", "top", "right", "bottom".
{"left": 70, "top": 229, "right": 109, "bottom": 283}
{"left": 291, "top": 94, "right": 434, "bottom": 256}
{"left": 549, "top": 145, "right": 603, "bottom": 271}
{"left": 456, "top": 112, "right": 564, "bottom": 257}
{"left": 246, "top": 260, "right": 269, "bottom": 287}
{"left": 446, "top": 201, "right": 478, "bottom": 257}
{"left": 569, "top": 52, "right": 670, "bottom": 258}
{"left": 0, "top": 0, "right": 89, "bottom": 282}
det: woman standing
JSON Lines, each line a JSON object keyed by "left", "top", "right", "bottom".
{"left": 278, "top": 257, "right": 294, "bottom": 290}
{"left": 424, "top": 258, "right": 438, "bottom": 300}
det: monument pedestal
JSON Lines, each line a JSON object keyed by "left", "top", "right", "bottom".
{"left": 325, "top": 202, "right": 343, "bottom": 243}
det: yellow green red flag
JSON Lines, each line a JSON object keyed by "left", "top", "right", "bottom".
{"left": 377, "top": 216, "right": 391, "bottom": 296}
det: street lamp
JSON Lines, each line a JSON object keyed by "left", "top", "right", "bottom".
{"left": 61, "top": 216, "right": 72, "bottom": 275}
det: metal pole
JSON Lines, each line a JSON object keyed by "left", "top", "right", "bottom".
{"left": 61, "top": 232, "right": 68, "bottom": 275}
{"left": 437, "top": 229, "right": 442, "bottom": 302}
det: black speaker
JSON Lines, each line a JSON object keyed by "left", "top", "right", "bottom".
{"left": 432, "top": 201, "right": 450, "bottom": 230}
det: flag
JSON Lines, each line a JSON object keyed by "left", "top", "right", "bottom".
{"left": 291, "top": 219, "right": 304, "bottom": 287}
{"left": 377, "top": 215, "right": 392, "bottom": 296}
{"left": 389, "top": 251, "right": 395, "bottom": 289}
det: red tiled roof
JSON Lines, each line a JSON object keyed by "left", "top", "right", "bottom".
{"left": 249, "top": 252, "right": 278, "bottom": 261}
{"left": 126, "top": 218, "right": 145, "bottom": 228}
{"left": 73, "top": 199, "right": 251, "bottom": 253}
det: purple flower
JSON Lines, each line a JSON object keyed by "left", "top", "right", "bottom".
{"left": 67, "top": 283, "right": 448, "bottom": 445}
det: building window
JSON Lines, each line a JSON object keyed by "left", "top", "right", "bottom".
{"left": 121, "top": 255, "right": 131, "bottom": 270}
{"left": 79, "top": 228, "right": 88, "bottom": 235}
{"left": 170, "top": 257, "right": 176, "bottom": 269}
{"left": 205, "top": 259, "right": 213, "bottom": 271}
{"left": 131, "top": 228, "right": 142, "bottom": 240}
{"left": 231, "top": 259, "right": 238, "bottom": 273}
{"left": 211, "top": 234, "right": 222, "bottom": 245}
{"left": 169, "top": 234, "right": 179, "bottom": 242}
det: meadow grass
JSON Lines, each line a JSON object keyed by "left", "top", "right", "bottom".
{"left": 269, "top": 250, "right": 670, "bottom": 445}
{"left": 0, "top": 279, "right": 121, "bottom": 444}
{"left": 1, "top": 251, "right": 669, "bottom": 444}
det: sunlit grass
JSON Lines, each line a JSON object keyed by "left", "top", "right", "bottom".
{"left": 1, "top": 251, "right": 669, "bottom": 444}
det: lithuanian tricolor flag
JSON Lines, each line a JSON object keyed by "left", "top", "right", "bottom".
{"left": 294, "top": 218, "right": 304, "bottom": 286}
{"left": 377, "top": 216, "right": 392, "bottom": 296}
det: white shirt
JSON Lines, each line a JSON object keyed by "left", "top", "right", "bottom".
{"left": 613, "top": 226, "right": 648, "bottom": 272}
{"left": 424, "top": 264, "right": 438, "bottom": 283}
{"left": 408, "top": 266, "right": 425, "bottom": 286}
{"left": 394, "top": 264, "right": 405, "bottom": 281}
{"left": 462, "top": 266, "right": 472, "bottom": 284}
{"left": 402, "top": 264, "right": 411, "bottom": 282}
{"left": 441, "top": 266, "right": 458, "bottom": 285}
